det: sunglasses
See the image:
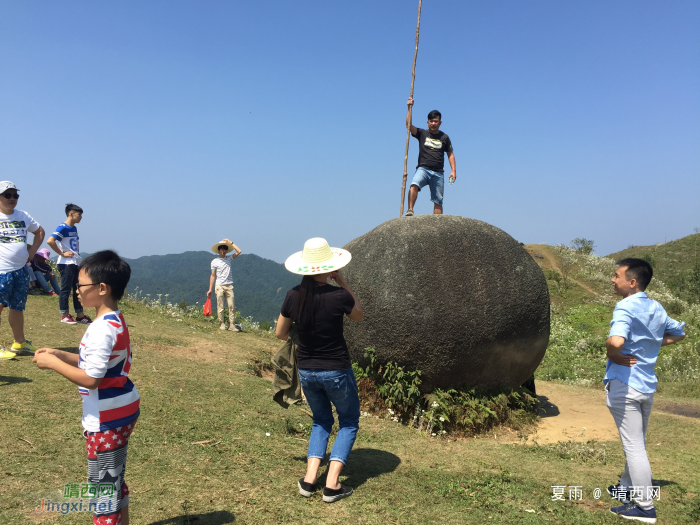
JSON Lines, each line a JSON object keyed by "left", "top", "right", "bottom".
{"left": 1, "top": 192, "right": 19, "bottom": 199}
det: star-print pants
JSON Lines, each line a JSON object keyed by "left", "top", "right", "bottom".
{"left": 83, "top": 420, "right": 137, "bottom": 525}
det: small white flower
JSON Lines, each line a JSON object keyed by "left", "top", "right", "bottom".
{"left": 265, "top": 432, "right": 270, "bottom": 437}
{"left": 439, "top": 417, "right": 445, "bottom": 422}
{"left": 431, "top": 433, "right": 436, "bottom": 436}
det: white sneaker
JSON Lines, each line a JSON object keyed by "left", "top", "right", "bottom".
{"left": 230, "top": 325, "right": 241, "bottom": 332}
{"left": 219, "top": 323, "right": 227, "bottom": 330}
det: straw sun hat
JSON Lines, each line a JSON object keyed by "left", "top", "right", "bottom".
{"left": 211, "top": 240, "right": 235, "bottom": 254}
{"left": 284, "top": 238, "right": 351, "bottom": 276}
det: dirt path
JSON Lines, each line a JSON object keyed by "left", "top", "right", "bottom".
{"left": 527, "top": 382, "right": 618, "bottom": 444}
{"left": 497, "top": 381, "right": 700, "bottom": 445}
{"left": 525, "top": 245, "right": 600, "bottom": 296}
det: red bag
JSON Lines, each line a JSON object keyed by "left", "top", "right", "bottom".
{"left": 203, "top": 297, "right": 212, "bottom": 317}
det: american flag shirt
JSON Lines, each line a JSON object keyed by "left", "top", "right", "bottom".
{"left": 78, "top": 311, "right": 140, "bottom": 432}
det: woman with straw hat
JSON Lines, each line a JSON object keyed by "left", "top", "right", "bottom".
{"left": 276, "top": 238, "right": 364, "bottom": 503}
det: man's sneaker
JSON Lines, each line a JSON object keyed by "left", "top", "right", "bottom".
{"left": 11, "top": 340, "right": 38, "bottom": 355}
{"left": 229, "top": 325, "right": 241, "bottom": 332}
{"left": 610, "top": 503, "right": 656, "bottom": 523}
{"left": 28, "top": 288, "right": 44, "bottom": 295}
{"left": 405, "top": 209, "right": 414, "bottom": 217}
{"left": 47, "top": 291, "right": 58, "bottom": 296}
{"left": 608, "top": 484, "right": 631, "bottom": 503}
{"left": 61, "top": 314, "right": 77, "bottom": 324}
{"left": 323, "top": 484, "right": 353, "bottom": 503}
{"left": 220, "top": 323, "right": 227, "bottom": 330}
{"left": 298, "top": 478, "right": 318, "bottom": 498}
{"left": 0, "top": 347, "right": 17, "bottom": 359}
{"left": 76, "top": 315, "right": 92, "bottom": 325}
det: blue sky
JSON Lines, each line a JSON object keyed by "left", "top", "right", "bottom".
{"left": 1, "top": 0, "right": 698, "bottom": 263}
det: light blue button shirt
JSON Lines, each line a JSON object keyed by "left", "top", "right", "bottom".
{"left": 604, "top": 292, "right": 685, "bottom": 393}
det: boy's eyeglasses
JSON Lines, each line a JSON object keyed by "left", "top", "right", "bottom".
{"left": 1, "top": 193, "right": 19, "bottom": 199}
{"left": 76, "top": 282, "right": 99, "bottom": 290}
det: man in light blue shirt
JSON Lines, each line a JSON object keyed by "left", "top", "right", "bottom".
{"left": 605, "top": 258, "right": 685, "bottom": 523}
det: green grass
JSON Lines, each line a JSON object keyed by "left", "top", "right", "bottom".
{"left": 609, "top": 232, "right": 700, "bottom": 302}
{"left": 527, "top": 241, "right": 700, "bottom": 397}
{"left": 609, "top": 232, "right": 700, "bottom": 275}
{"left": 1, "top": 296, "right": 700, "bottom": 523}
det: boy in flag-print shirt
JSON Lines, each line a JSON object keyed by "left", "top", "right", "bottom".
{"left": 34, "top": 250, "right": 138, "bottom": 525}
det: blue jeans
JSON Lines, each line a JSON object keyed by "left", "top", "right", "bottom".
{"left": 298, "top": 368, "right": 360, "bottom": 465}
{"left": 34, "top": 271, "right": 60, "bottom": 294}
{"left": 57, "top": 264, "right": 83, "bottom": 314}
{"left": 411, "top": 167, "right": 444, "bottom": 205}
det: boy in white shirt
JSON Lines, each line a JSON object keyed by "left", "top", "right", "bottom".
{"left": 0, "top": 181, "right": 45, "bottom": 359}
{"left": 34, "top": 250, "right": 139, "bottom": 525}
{"left": 207, "top": 238, "right": 241, "bottom": 330}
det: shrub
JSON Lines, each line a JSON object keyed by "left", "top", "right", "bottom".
{"left": 553, "top": 245, "right": 577, "bottom": 289}
{"left": 640, "top": 253, "right": 656, "bottom": 269}
{"left": 571, "top": 238, "right": 595, "bottom": 255}
{"left": 354, "top": 348, "right": 538, "bottom": 435}
{"left": 424, "top": 387, "right": 538, "bottom": 435}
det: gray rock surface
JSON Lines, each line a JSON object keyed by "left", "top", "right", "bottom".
{"left": 342, "top": 215, "right": 550, "bottom": 392}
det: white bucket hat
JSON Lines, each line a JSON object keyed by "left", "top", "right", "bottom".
{"left": 284, "top": 237, "right": 351, "bottom": 275}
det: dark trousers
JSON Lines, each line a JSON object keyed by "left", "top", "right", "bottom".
{"left": 57, "top": 264, "right": 83, "bottom": 314}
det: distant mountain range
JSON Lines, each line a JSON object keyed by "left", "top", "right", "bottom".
{"left": 120, "top": 251, "right": 299, "bottom": 322}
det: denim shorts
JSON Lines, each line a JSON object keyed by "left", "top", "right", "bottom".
{"left": 0, "top": 267, "right": 30, "bottom": 311}
{"left": 411, "top": 167, "right": 444, "bottom": 205}
{"left": 298, "top": 368, "right": 360, "bottom": 465}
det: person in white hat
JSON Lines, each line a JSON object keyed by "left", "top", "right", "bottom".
{"left": 0, "top": 181, "right": 45, "bottom": 359}
{"left": 207, "top": 238, "right": 242, "bottom": 331}
{"left": 276, "top": 237, "right": 364, "bottom": 503}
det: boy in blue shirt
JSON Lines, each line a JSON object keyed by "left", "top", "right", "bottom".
{"left": 605, "top": 258, "right": 685, "bottom": 523}
{"left": 47, "top": 204, "right": 91, "bottom": 324}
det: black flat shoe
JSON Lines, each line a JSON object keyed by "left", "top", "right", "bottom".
{"left": 323, "top": 484, "right": 353, "bottom": 503}
{"left": 298, "top": 478, "right": 318, "bottom": 498}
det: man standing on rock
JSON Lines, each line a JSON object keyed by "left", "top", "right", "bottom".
{"left": 405, "top": 98, "right": 456, "bottom": 216}
{"left": 605, "top": 258, "right": 685, "bottom": 523}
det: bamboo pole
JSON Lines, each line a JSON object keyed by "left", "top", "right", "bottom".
{"left": 400, "top": 0, "right": 423, "bottom": 217}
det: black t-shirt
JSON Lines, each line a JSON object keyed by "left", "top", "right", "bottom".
{"left": 412, "top": 128, "right": 453, "bottom": 171}
{"left": 280, "top": 284, "right": 355, "bottom": 370}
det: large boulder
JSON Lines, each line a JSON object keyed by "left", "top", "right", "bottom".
{"left": 342, "top": 215, "right": 549, "bottom": 392}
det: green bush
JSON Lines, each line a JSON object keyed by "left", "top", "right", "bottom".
{"left": 425, "top": 386, "right": 538, "bottom": 435}
{"left": 544, "top": 268, "right": 561, "bottom": 282}
{"left": 571, "top": 238, "right": 595, "bottom": 255}
{"left": 354, "top": 348, "right": 538, "bottom": 435}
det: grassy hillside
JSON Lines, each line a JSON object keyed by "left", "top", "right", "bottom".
{"left": 2, "top": 296, "right": 699, "bottom": 524}
{"left": 607, "top": 232, "right": 700, "bottom": 303}
{"left": 524, "top": 241, "right": 700, "bottom": 397}
{"left": 124, "top": 251, "right": 299, "bottom": 323}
